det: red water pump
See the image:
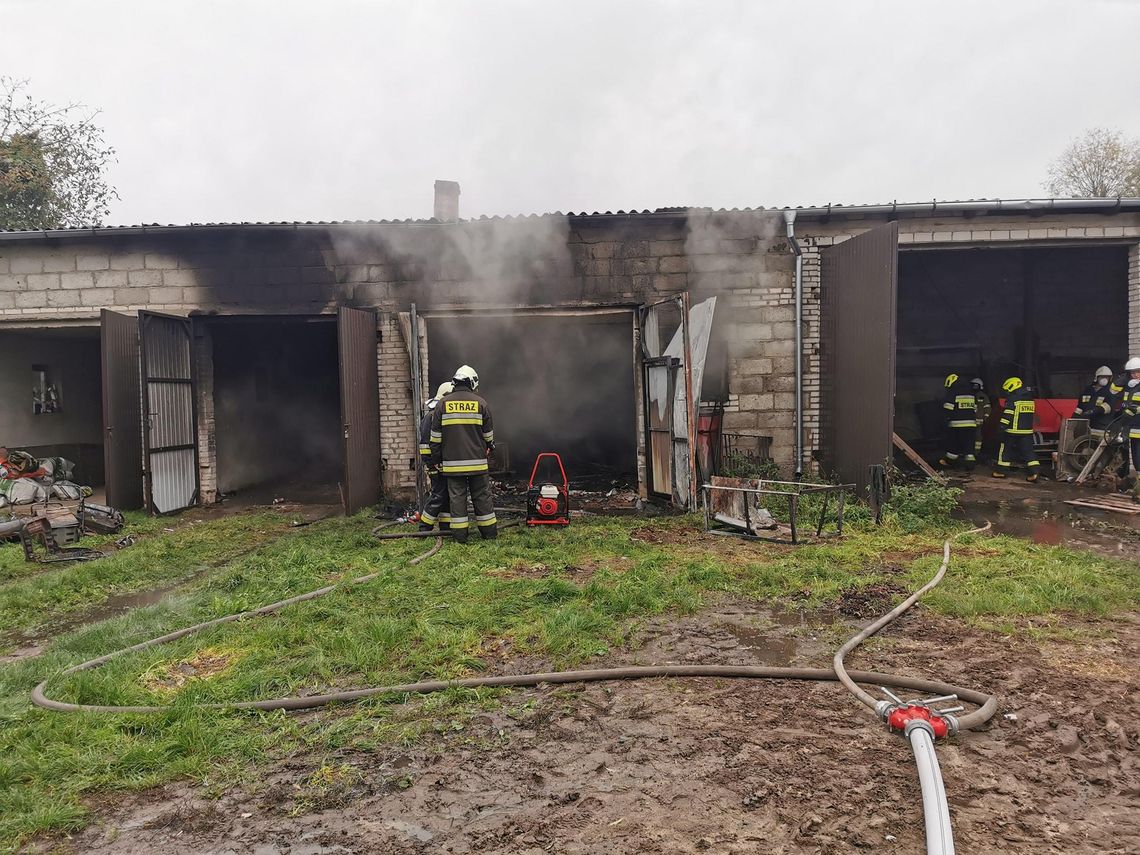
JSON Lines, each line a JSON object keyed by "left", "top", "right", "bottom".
{"left": 526, "top": 453, "right": 570, "bottom": 526}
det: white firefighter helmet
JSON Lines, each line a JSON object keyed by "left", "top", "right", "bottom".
{"left": 453, "top": 365, "right": 479, "bottom": 390}
{"left": 427, "top": 381, "right": 454, "bottom": 410}
{"left": 970, "top": 376, "right": 984, "bottom": 389}
{"left": 1095, "top": 365, "right": 1113, "bottom": 379}
{"left": 1126, "top": 357, "right": 1140, "bottom": 372}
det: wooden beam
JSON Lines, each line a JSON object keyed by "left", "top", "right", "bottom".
{"left": 892, "top": 432, "right": 945, "bottom": 483}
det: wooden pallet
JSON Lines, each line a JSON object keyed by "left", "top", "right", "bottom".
{"left": 1064, "top": 494, "right": 1140, "bottom": 515}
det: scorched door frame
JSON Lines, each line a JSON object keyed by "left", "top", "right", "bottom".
{"left": 637, "top": 293, "right": 698, "bottom": 509}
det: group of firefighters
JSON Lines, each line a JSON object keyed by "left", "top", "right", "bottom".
{"left": 939, "top": 357, "right": 1140, "bottom": 483}
{"left": 416, "top": 364, "right": 498, "bottom": 544}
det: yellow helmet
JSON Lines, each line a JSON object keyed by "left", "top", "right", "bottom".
{"left": 944, "top": 373, "right": 959, "bottom": 389}
{"left": 1002, "top": 377, "right": 1023, "bottom": 394}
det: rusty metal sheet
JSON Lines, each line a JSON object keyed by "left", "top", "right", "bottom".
{"left": 820, "top": 222, "right": 898, "bottom": 497}
{"left": 100, "top": 310, "right": 143, "bottom": 510}
{"left": 338, "top": 307, "right": 381, "bottom": 515}
{"left": 139, "top": 312, "right": 199, "bottom": 514}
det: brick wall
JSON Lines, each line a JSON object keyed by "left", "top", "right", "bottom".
{"left": 378, "top": 312, "right": 417, "bottom": 493}
{"left": 194, "top": 323, "right": 218, "bottom": 503}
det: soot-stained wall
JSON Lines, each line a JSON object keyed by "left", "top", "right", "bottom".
{"left": 426, "top": 313, "right": 637, "bottom": 478}
{"left": 210, "top": 319, "right": 342, "bottom": 493}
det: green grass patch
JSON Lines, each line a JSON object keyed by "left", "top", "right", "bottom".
{"left": 0, "top": 499, "right": 1136, "bottom": 850}
{"left": 0, "top": 512, "right": 293, "bottom": 640}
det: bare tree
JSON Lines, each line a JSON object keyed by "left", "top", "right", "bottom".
{"left": 0, "top": 78, "right": 118, "bottom": 230}
{"left": 1045, "top": 127, "right": 1140, "bottom": 198}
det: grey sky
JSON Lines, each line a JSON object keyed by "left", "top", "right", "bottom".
{"left": 6, "top": 0, "right": 1140, "bottom": 225}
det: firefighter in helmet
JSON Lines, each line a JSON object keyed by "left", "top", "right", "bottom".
{"left": 1074, "top": 366, "right": 1116, "bottom": 441}
{"left": 938, "top": 373, "right": 978, "bottom": 470}
{"left": 417, "top": 381, "right": 454, "bottom": 532}
{"left": 1117, "top": 357, "right": 1140, "bottom": 485}
{"left": 992, "top": 377, "right": 1040, "bottom": 482}
{"left": 429, "top": 365, "right": 497, "bottom": 544}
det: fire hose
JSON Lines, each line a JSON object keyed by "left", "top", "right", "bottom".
{"left": 31, "top": 524, "right": 995, "bottom": 854}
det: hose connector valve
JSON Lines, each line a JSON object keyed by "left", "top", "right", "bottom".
{"left": 887, "top": 704, "right": 954, "bottom": 740}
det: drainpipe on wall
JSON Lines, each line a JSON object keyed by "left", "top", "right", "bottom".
{"left": 784, "top": 209, "right": 804, "bottom": 480}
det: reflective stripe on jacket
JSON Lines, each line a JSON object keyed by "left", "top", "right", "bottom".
{"left": 943, "top": 379, "right": 978, "bottom": 429}
{"left": 429, "top": 388, "right": 495, "bottom": 475}
{"left": 1000, "top": 389, "right": 1036, "bottom": 435}
{"left": 418, "top": 408, "right": 435, "bottom": 459}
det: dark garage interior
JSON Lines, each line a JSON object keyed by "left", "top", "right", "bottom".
{"left": 0, "top": 327, "right": 105, "bottom": 486}
{"left": 894, "top": 244, "right": 1130, "bottom": 451}
{"left": 426, "top": 312, "right": 637, "bottom": 482}
{"left": 209, "top": 317, "right": 343, "bottom": 500}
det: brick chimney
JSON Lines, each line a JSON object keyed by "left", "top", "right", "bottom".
{"left": 433, "top": 180, "right": 460, "bottom": 222}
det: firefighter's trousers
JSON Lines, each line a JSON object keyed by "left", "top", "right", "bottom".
{"left": 419, "top": 473, "right": 451, "bottom": 529}
{"left": 943, "top": 426, "right": 976, "bottom": 466}
{"left": 995, "top": 433, "right": 1039, "bottom": 472}
{"left": 1119, "top": 437, "right": 1139, "bottom": 479}
{"left": 446, "top": 473, "right": 497, "bottom": 543}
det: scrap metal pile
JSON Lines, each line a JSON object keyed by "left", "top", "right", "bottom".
{"left": 0, "top": 449, "right": 124, "bottom": 562}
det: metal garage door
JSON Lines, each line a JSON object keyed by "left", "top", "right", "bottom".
{"left": 338, "top": 307, "right": 381, "bottom": 515}
{"left": 820, "top": 222, "right": 898, "bottom": 497}
{"left": 100, "top": 310, "right": 144, "bottom": 510}
{"left": 139, "top": 312, "right": 199, "bottom": 513}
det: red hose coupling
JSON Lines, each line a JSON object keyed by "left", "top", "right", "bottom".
{"left": 887, "top": 704, "right": 951, "bottom": 739}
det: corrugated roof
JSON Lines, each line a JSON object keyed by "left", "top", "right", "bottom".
{"left": 1, "top": 198, "right": 1138, "bottom": 241}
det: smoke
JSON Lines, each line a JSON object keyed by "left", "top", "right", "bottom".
{"left": 427, "top": 312, "right": 636, "bottom": 479}
{"left": 683, "top": 208, "right": 785, "bottom": 296}
{"left": 211, "top": 320, "right": 342, "bottom": 494}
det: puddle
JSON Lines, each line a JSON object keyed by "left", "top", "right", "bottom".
{"left": 956, "top": 497, "right": 1140, "bottom": 559}
{"left": 720, "top": 609, "right": 821, "bottom": 666}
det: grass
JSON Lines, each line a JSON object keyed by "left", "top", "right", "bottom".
{"left": 0, "top": 494, "right": 1137, "bottom": 851}
{"left": 0, "top": 511, "right": 294, "bottom": 641}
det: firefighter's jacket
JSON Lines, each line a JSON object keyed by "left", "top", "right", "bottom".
{"left": 974, "top": 392, "right": 992, "bottom": 427}
{"left": 429, "top": 388, "right": 495, "bottom": 475}
{"left": 1122, "top": 382, "right": 1140, "bottom": 440}
{"left": 1084, "top": 384, "right": 1117, "bottom": 431}
{"left": 999, "top": 388, "right": 1036, "bottom": 436}
{"left": 943, "top": 378, "right": 978, "bottom": 429}
{"left": 1074, "top": 382, "right": 1098, "bottom": 417}
{"left": 418, "top": 406, "right": 436, "bottom": 463}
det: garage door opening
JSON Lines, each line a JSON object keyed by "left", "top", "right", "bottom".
{"left": 426, "top": 312, "right": 637, "bottom": 486}
{"left": 0, "top": 326, "right": 105, "bottom": 490}
{"left": 894, "top": 244, "right": 1130, "bottom": 455}
{"left": 208, "top": 317, "right": 343, "bottom": 504}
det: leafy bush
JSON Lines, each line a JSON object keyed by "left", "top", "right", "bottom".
{"left": 884, "top": 481, "right": 962, "bottom": 531}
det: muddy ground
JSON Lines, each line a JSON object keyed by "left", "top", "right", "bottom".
{"left": 37, "top": 599, "right": 1140, "bottom": 854}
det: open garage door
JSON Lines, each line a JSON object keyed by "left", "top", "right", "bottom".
{"left": 338, "top": 307, "right": 381, "bottom": 515}
{"left": 100, "top": 310, "right": 143, "bottom": 510}
{"left": 139, "top": 312, "right": 199, "bottom": 513}
{"left": 820, "top": 222, "right": 898, "bottom": 497}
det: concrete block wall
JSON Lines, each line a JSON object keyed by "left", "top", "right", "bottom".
{"left": 5, "top": 210, "right": 1140, "bottom": 502}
